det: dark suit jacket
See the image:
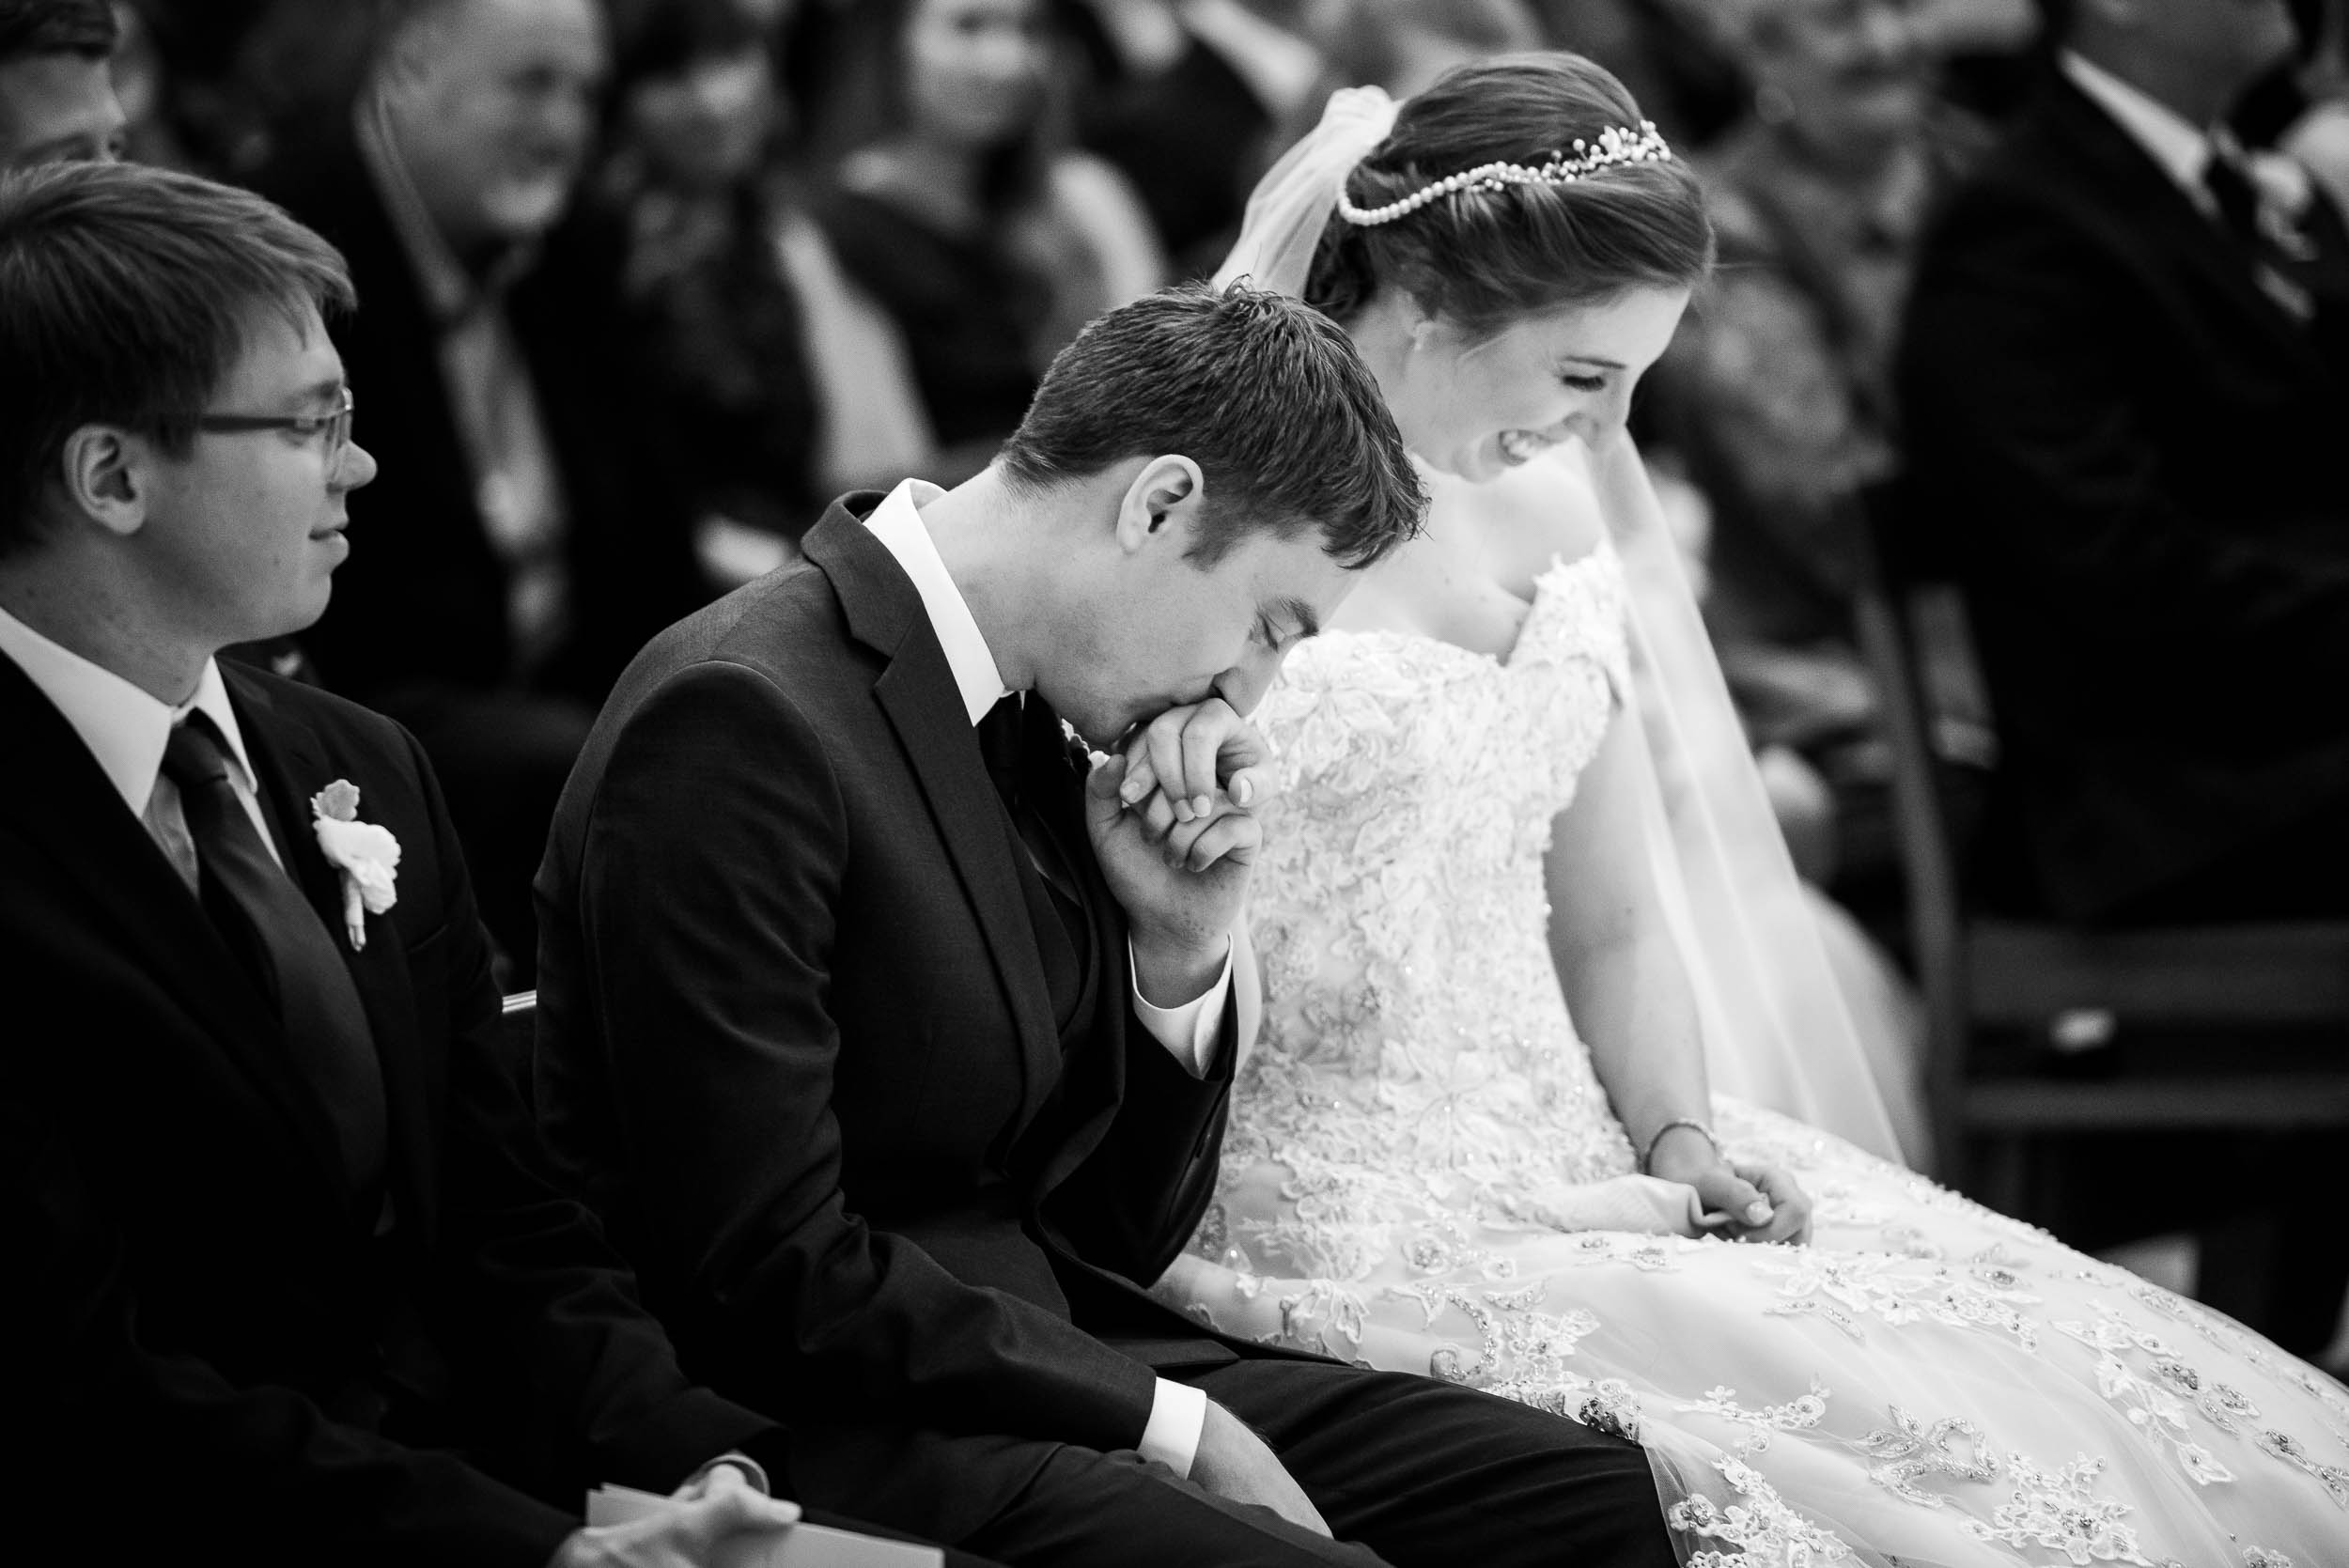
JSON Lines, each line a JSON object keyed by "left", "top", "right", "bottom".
{"left": 1897, "top": 68, "right": 2349, "bottom": 918}
{"left": 534, "top": 497, "right": 1294, "bottom": 1477}
{"left": 253, "top": 115, "right": 708, "bottom": 706}
{"left": 0, "top": 658, "right": 773, "bottom": 1566}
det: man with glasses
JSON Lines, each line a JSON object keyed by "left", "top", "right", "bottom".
{"left": 0, "top": 0, "right": 122, "bottom": 169}
{"left": 0, "top": 157, "right": 982, "bottom": 1568}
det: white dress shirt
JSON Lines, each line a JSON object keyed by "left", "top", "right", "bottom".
{"left": 2061, "top": 51, "right": 2223, "bottom": 212}
{"left": 357, "top": 94, "right": 572, "bottom": 675}
{"left": 861, "top": 479, "right": 1223, "bottom": 1472}
{"left": 0, "top": 608, "right": 281, "bottom": 884}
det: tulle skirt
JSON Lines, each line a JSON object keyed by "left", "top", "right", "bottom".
{"left": 1174, "top": 1102, "right": 2349, "bottom": 1566}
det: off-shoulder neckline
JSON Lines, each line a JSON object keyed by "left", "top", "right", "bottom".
{"left": 1305, "top": 544, "right": 1619, "bottom": 675}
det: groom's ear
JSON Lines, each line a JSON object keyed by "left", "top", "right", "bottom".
{"left": 1114, "top": 454, "right": 1206, "bottom": 555}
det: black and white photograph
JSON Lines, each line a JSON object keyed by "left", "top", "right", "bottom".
{"left": 3, "top": 0, "right": 2346, "bottom": 1562}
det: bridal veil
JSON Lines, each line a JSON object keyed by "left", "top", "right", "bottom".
{"left": 1218, "top": 86, "right": 1917, "bottom": 1166}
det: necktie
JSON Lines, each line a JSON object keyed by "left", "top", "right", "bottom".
{"left": 2204, "top": 147, "right": 2267, "bottom": 252}
{"left": 2203, "top": 146, "right": 2323, "bottom": 321}
{"left": 163, "top": 715, "right": 389, "bottom": 1204}
{"left": 978, "top": 696, "right": 1092, "bottom": 1017}
{"left": 978, "top": 694, "right": 1026, "bottom": 804}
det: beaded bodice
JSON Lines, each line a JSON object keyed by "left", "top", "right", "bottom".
{"left": 1212, "top": 546, "right": 1641, "bottom": 1281}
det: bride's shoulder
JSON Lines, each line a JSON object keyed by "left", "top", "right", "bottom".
{"left": 1429, "top": 448, "right": 1609, "bottom": 598}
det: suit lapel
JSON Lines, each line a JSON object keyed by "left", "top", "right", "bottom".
{"left": 2043, "top": 77, "right": 2331, "bottom": 363}
{"left": 226, "top": 668, "right": 437, "bottom": 1232}
{"left": 805, "top": 506, "right": 1066, "bottom": 1131}
{"left": 0, "top": 658, "right": 348, "bottom": 1188}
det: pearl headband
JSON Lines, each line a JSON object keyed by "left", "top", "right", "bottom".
{"left": 1334, "top": 120, "right": 1674, "bottom": 228}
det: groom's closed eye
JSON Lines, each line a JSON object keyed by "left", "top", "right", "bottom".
{"left": 1258, "top": 598, "right": 1322, "bottom": 650}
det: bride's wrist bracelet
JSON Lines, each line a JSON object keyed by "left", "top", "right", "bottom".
{"left": 1639, "top": 1117, "right": 1719, "bottom": 1174}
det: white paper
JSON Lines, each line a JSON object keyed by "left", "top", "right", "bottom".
{"left": 585, "top": 1483, "right": 943, "bottom": 1568}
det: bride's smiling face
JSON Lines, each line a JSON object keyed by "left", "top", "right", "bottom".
{"left": 1378, "top": 286, "right": 1690, "bottom": 482}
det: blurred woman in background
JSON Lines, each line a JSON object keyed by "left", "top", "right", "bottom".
{"left": 1647, "top": 0, "right": 1994, "bottom": 902}
{"left": 594, "top": 0, "right": 825, "bottom": 567}
{"left": 800, "top": 0, "right": 1164, "bottom": 486}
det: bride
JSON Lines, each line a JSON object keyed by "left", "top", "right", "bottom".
{"left": 1134, "top": 54, "right": 2349, "bottom": 1567}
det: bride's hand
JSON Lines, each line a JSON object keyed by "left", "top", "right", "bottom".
{"left": 1649, "top": 1141, "right": 1813, "bottom": 1245}
{"left": 1114, "top": 698, "right": 1278, "bottom": 833}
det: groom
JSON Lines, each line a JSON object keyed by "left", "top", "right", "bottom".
{"left": 533, "top": 283, "right": 1679, "bottom": 1567}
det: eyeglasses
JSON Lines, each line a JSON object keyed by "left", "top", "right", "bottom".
{"left": 194, "top": 385, "right": 355, "bottom": 459}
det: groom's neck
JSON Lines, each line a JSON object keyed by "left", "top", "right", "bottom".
{"left": 924, "top": 466, "right": 1050, "bottom": 696}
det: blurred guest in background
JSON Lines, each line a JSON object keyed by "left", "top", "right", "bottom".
{"left": 805, "top": 0, "right": 1165, "bottom": 489}
{"left": 107, "top": 2, "right": 194, "bottom": 169}
{"left": 257, "top": 0, "right": 710, "bottom": 981}
{"left": 2238, "top": 0, "right": 2349, "bottom": 210}
{"left": 0, "top": 0, "right": 121, "bottom": 167}
{"left": 1314, "top": 0, "right": 1544, "bottom": 106}
{"left": 1081, "top": 0, "right": 1323, "bottom": 274}
{"left": 1900, "top": 0, "right": 2349, "bottom": 928}
{"left": 1527, "top": 0, "right": 1753, "bottom": 147}
{"left": 1649, "top": 0, "right": 1992, "bottom": 896}
{"left": 592, "top": 0, "right": 823, "bottom": 570}
{"left": 125, "top": 1, "right": 382, "bottom": 179}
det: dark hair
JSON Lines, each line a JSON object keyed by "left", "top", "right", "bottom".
{"left": 0, "top": 162, "right": 354, "bottom": 555}
{"left": 0, "top": 0, "right": 117, "bottom": 65}
{"left": 610, "top": 0, "right": 762, "bottom": 89}
{"left": 1305, "top": 53, "right": 1713, "bottom": 336}
{"left": 807, "top": 0, "right": 1063, "bottom": 216}
{"left": 998, "top": 281, "right": 1424, "bottom": 569}
{"left": 2032, "top": 0, "right": 2077, "bottom": 43}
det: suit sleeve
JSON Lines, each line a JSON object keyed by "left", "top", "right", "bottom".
{"left": 1899, "top": 189, "right": 2349, "bottom": 726}
{"left": 0, "top": 1065, "right": 576, "bottom": 1568}
{"left": 570, "top": 660, "right": 1160, "bottom": 1451}
{"left": 394, "top": 722, "right": 783, "bottom": 1495}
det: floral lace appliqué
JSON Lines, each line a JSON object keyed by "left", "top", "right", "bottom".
{"left": 1681, "top": 1379, "right": 1833, "bottom": 1457}
{"left": 1859, "top": 1405, "right": 2001, "bottom": 1506}
{"left": 1957, "top": 1452, "right": 2158, "bottom": 1566}
{"left": 1671, "top": 1456, "right": 1858, "bottom": 1566}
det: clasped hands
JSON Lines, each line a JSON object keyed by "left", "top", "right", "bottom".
{"left": 551, "top": 1463, "right": 801, "bottom": 1568}
{"left": 1082, "top": 695, "right": 1273, "bottom": 1003}
{"left": 1644, "top": 1125, "right": 1813, "bottom": 1246}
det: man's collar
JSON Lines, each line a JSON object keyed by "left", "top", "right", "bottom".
{"left": 354, "top": 92, "right": 534, "bottom": 327}
{"left": 2061, "top": 50, "right": 2216, "bottom": 200}
{"left": 0, "top": 607, "right": 261, "bottom": 817}
{"left": 860, "top": 479, "right": 1009, "bottom": 726}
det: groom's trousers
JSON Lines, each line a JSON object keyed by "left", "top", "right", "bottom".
{"left": 783, "top": 1359, "right": 1677, "bottom": 1568}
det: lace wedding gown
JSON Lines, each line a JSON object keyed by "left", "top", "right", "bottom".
{"left": 1172, "top": 545, "right": 2349, "bottom": 1567}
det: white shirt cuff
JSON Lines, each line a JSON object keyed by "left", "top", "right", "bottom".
{"left": 1128, "top": 937, "right": 1232, "bottom": 1077}
{"left": 1138, "top": 1376, "right": 1208, "bottom": 1477}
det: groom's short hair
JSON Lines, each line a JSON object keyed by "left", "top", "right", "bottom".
{"left": 997, "top": 281, "right": 1425, "bottom": 569}
{"left": 0, "top": 161, "right": 353, "bottom": 555}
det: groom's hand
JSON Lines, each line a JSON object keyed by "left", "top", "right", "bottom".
{"left": 1190, "top": 1399, "right": 1332, "bottom": 1538}
{"left": 1084, "top": 700, "right": 1272, "bottom": 1000}
{"left": 1085, "top": 751, "right": 1252, "bottom": 1003}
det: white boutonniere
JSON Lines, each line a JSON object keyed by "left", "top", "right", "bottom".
{"left": 309, "top": 780, "right": 400, "bottom": 951}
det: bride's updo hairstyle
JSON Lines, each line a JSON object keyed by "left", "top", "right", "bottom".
{"left": 1306, "top": 54, "right": 1712, "bottom": 337}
